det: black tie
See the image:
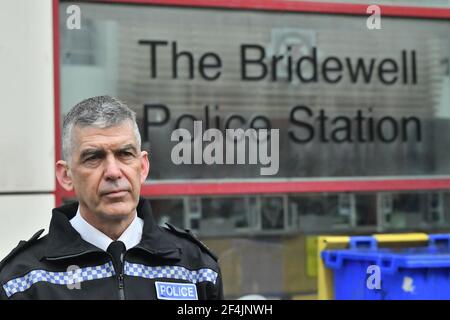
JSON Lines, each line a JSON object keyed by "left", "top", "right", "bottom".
{"left": 107, "top": 241, "right": 126, "bottom": 273}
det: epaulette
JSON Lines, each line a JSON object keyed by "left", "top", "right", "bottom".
{"left": 0, "top": 229, "right": 45, "bottom": 272}
{"left": 164, "top": 223, "right": 218, "bottom": 262}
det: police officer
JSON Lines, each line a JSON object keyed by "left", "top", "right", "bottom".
{"left": 0, "top": 96, "right": 223, "bottom": 300}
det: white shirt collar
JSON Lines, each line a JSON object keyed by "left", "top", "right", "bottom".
{"left": 70, "top": 205, "right": 144, "bottom": 251}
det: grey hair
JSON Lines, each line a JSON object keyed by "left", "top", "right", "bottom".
{"left": 62, "top": 95, "right": 141, "bottom": 161}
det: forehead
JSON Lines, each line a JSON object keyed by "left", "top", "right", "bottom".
{"left": 72, "top": 122, "right": 137, "bottom": 152}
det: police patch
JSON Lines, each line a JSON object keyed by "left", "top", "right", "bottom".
{"left": 155, "top": 281, "right": 198, "bottom": 300}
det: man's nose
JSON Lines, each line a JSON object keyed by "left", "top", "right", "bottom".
{"left": 104, "top": 155, "right": 122, "bottom": 180}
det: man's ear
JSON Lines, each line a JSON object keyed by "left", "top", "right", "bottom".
{"left": 55, "top": 160, "right": 74, "bottom": 191}
{"left": 140, "top": 151, "right": 150, "bottom": 184}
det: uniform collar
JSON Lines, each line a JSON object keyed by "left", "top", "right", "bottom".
{"left": 70, "top": 207, "right": 143, "bottom": 251}
{"left": 43, "top": 198, "right": 181, "bottom": 261}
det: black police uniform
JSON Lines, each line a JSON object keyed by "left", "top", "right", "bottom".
{"left": 0, "top": 198, "right": 223, "bottom": 300}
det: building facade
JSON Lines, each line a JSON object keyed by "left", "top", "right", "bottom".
{"left": 2, "top": 0, "right": 450, "bottom": 299}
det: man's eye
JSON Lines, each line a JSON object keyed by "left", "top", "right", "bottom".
{"left": 84, "top": 155, "right": 100, "bottom": 163}
{"left": 119, "top": 151, "right": 134, "bottom": 158}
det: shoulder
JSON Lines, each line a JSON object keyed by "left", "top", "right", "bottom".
{"left": 162, "top": 223, "right": 218, "bottom": 263}
{"left": 0, "top": 229, "right": 46, "bottom": 277}
{"left": 161, "top": 224, "right": 223, "bottom": 298}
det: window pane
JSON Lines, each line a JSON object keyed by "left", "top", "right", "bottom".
{"left": 148, "top": 198, "right": 185, "bottom": 228}
{"left": 60, "top": 2, "right": 450, "bottom": 180}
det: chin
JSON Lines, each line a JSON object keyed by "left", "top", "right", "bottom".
{"left": 100, "top": 201, "right": 136, "bottom": 219}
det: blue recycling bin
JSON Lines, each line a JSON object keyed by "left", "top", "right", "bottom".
{"left": 321, "top": 234, "right": 450, "bottom": 300}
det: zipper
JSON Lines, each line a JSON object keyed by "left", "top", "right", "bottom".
{"left": 117, "top": 251, "right": 126, "bottom": 300}
{"left": 118, "top": 273, "right": 125, "bottom": 300}
{"left": 104, "top": 250, "right": 126, "bottom": 300}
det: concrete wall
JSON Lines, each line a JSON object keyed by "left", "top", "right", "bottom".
{"left": 0, "top": 0, "right": 55, "bottom": 259}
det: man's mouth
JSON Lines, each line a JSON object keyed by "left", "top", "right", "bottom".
{"left": 102, "top": 190, "right": 129, "bottom": 197}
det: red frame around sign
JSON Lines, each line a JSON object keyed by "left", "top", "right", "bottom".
{"left": 53, "top": 0, "right": 450, "bottom": 205}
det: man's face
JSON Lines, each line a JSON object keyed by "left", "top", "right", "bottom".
{"left": 58, "top": 121, "right": 149, "bottom": 221}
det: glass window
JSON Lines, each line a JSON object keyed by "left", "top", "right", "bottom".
{"left": 260, "top": 196, "right": 287, "bottom": 231}
{"left": 150, "top": 198, "right": 185, "bottom": 228}
{"left": 147, "top": 191, "right": 450, "bottom": 237}
{"left": 148, "top": 191, "right": 448, "bottom": 298}
{"left": 61, "top": 189, "right": 450, "bottom": 299}
{"left": 290, "top": 194, "right": 351, "bottom": 232}
{"left": 59, "top": 2, "right": 450, "bottom": 181}
{"left": 381, "top": 191, "right": 450, "bottom": 230}
{"left": 200, "top": 197, "right": 253, "bottom": 235}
